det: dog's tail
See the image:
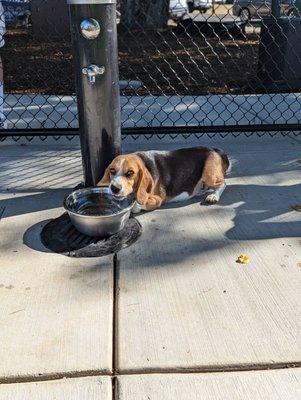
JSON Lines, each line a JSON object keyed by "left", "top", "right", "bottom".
{"left": 213, "top": 148, "right": 231, "bottom": 175}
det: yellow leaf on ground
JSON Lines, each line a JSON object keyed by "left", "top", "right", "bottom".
{"left": 236, "top": 254, "right": 250, "bottom": 264}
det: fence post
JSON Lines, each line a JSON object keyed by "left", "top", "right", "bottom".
{"left": 67, "top": 0, "right": 121, "bottom": 187}
{"left": 271, "top": 0, "right": 281, "bottom": 19}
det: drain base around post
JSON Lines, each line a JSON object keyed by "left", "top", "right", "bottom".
{"left": 41, "top": 213, "right": 142, "bottom": 258}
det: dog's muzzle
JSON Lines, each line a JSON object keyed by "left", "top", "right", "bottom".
{"left": 109, "top": 181, "right": 126, "bottom": 199}
{"left": 110, "top": 184, "right": 121, "bottom": 195}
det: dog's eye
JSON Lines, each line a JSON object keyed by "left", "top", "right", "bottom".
{"left": 125, "top": 170, "right": 134, "bottom": 178}
{"left": 109, "top": 168, "right": 116, "bottom": 175}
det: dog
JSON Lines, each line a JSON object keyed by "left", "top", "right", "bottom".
{"left": 97, "top": 146, "right": 230, "bottom": 213}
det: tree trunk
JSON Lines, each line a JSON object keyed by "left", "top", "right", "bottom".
{"left": 120, "top": 0, "right": 169, "bottom": 29}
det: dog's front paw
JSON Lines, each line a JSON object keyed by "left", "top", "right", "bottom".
{"left": 131, "top": 203, "right": 142, "bottom": 214}
{"left": 204, "top": 193, "right": 219, "bottom": 205}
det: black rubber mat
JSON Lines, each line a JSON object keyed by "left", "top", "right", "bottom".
{"left": 41, "top": 212, "right": 142, "bottom": 258}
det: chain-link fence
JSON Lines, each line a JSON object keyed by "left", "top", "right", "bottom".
{"left": 0, "top": 0, "right": 301, "bottom": 138}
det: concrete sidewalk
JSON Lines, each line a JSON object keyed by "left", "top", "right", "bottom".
{"left": 4, "top": 93, "right": 301, "bottom": 130}
{"left": 0, "top": 134, "right": 300, "bottom": 398}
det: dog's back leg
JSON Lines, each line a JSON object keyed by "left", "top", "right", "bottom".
{"left": 201, "top": 151, "right": 229, "bottom": 205}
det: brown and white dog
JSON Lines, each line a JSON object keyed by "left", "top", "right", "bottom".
{"left": 97, "top": 146, "right": 230, "bottom": 213}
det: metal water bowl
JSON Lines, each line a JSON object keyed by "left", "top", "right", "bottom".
{"left": 64, "top": 187, "right": 135, "bottom": 237}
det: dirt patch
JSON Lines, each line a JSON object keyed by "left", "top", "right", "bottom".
{"left": 2, "top": 25, "right": 261, "bottom": 95}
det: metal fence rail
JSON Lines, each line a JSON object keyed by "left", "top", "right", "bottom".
{"left": 0, "top": 0, "right": 301, "bottom": 138}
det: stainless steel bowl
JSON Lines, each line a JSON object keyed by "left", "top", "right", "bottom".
{"left": 63, "top": 187, "right": 135, "bottom": 237}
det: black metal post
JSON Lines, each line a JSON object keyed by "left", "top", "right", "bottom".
{"left": 271, "top": 0, "right": 281, "bottom": 19}
{"left": 68, "top": 0, "right": 121, "bottom": 187}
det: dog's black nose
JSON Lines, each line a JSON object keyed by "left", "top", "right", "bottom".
{"left": 111, "top": 184, "right": 120, "bottom": 194}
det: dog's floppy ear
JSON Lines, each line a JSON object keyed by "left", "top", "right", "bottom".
{"left": 136, "top": 160, "right": 154, "bottom": 205}
{"left": 97, "top": 166, "right": 111, "bottom": 187}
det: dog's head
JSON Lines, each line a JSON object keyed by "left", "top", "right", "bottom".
{"left": 97, "top": 155, "right": 154, "bottom": 204}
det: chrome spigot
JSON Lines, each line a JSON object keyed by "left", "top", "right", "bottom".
{"left": 82, "top": 64, "right": 105, "bottom": 85}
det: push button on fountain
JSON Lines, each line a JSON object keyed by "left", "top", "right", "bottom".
{"left": 80, "top": 18, "right": 101, "bottom": 40}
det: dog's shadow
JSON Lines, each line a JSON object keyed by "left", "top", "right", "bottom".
{"left": 134, "top": 182, "right": 301, "bottom": 242}
{"left": 221, "top": 182, "right": 301, "bottom": 241}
